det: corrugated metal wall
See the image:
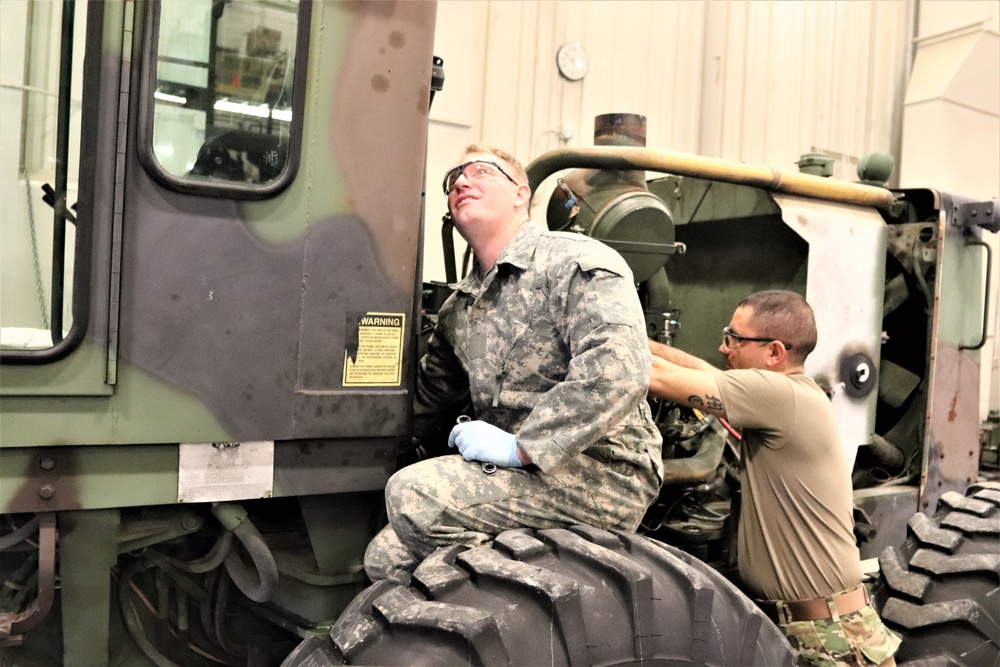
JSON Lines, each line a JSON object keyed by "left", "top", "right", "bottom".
{"left": 424, "top": 0, "right": 914, "bottom": 283}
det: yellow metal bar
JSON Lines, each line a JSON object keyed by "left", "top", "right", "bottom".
{"left": 526, "top": 147, "right": 896, "bottom": 212}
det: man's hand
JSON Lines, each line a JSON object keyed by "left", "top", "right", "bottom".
{"left": 448, "top": 420, "right": 523, "bottom": 468}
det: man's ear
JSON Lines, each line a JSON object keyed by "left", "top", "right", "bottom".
{"left": 764, "top": 340, "right": 787, "bottom": 368}
{"left": 513, "top": 183, "right": 531, "bottom": 209}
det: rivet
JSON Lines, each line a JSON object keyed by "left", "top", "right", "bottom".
{"left": 39, "top": 484, "right": 55, "bottom": 500}
{"left": 39, "top": 458, "right": 55, "bottom": 471}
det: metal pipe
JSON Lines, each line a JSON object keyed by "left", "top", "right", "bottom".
{"left": 526, "top": 147, "right": 897, "bottom": 212}
{"left": 8, "top": 513, "right": 57, "bottom": 636}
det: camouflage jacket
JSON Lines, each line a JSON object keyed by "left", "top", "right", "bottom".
{"left": 416, "top": 222, "right": 662, "bottom": 480}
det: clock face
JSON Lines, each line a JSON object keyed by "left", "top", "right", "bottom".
{"left": 556, "top": 42, "right": 588, "bottom": 81}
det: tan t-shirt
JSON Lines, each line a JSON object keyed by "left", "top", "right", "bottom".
{"left": 715, "top": 369, "right": 861, "bottom": 601}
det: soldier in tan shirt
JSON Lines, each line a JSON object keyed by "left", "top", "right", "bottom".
{"left": 648, "top": 290, "right": 899, "bottom": 667}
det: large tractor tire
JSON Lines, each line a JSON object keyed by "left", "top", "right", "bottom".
{"left": 282, "top": 525, "right": 794, "bottom": 666}
{"left": 871, "top": 481, "right": 1000, "bottom": 666}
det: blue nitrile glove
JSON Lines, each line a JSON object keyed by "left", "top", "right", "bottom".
{"left": 448, "top": 420, "right": 523, "bottom": 468}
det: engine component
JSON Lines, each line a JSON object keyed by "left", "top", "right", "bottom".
{"left": 840, "top": 351, "right": 879, "bottom": 398}
{"left": 545, "top": 114, "right": 681, "bottom": 283}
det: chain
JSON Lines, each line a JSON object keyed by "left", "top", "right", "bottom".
{"left": 25, "top": 176, "right": 49, "bottom": 329}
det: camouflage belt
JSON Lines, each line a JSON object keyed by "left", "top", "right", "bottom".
{"left": 757, "top": 583, "right": 869, "bottom": 624}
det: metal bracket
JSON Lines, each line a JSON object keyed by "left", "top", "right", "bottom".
{"left": 953, "top": 199, "right": 999, "bottom": 233}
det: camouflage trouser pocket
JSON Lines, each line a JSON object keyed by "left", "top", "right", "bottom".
{"left": 783, "top": 605, "right": 901, "bottom": 667}
{"left": 839, "top": 606, "right": 901, "bottom": 665}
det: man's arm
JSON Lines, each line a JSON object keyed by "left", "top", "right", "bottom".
{"left": 648, "top": 345, "right": 728, "bottom": 419}
{"left": 512, "top": 247, "right": 651, "bottom": 472}
{"left": 649, "top": 339, "right": 721, "bottom": 373}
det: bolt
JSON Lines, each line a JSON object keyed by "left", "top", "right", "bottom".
{"left": 39, "top": 484, "right": 55, "bottom": 500}
{"left": 854, "top": 363, "right": 870, "bottom": 384}
{"left": 181, "top": 513, "right": 204, "bottom": 532}
{"left": 39, "top": 457, "right": 55, "bottom": 471}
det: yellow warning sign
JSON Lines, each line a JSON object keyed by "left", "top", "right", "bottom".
{"left": 343, "top": 312, "right": 405, "bottom": 386}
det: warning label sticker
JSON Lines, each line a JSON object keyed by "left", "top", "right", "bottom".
{"left": 343, "top": 312, "right": 405, "bottom": 386}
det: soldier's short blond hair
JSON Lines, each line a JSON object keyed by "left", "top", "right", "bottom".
{"left": 464, "top": 143, "right": 529, "bottom": 189}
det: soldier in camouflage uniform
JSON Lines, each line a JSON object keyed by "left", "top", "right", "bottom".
{"left": 648, "top": 290, "right": 900, "bottom": 667}
{"left": 363, "top": 144, "right": 663, "bottom": 586}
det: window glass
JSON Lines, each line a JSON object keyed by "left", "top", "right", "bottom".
{"left": 151, "top": 0, "right": 300, "bottom": 187}
{"left": 0, "top": 0, "right": 86, "bottom": 351}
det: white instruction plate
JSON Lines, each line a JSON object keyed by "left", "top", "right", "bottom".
{"left": 177, "top": 441, "right": 274, "bottom": 503}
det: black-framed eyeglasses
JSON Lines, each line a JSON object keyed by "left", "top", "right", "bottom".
{"left": 722, "top": 326, "right": 792, "bottom": 350}
{"left": 442, "top": 160, "right": 520, "bottom": 194}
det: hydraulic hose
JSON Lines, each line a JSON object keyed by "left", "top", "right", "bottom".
{"left": 211, "top": 503, "right": 278, "bottom": 603}
{"left": 168, "top": 531, "right": 234, "bottom": 574}
{"left": 0, "top": 516, "right": 41, "bottom": 551}
{"left": 224, "top": 520, "right": 278, "bottom": 603}
{"left": 117, "top": 560, "right": 181, "bottom": 667}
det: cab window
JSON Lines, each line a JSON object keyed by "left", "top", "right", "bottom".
{"left": 0, "top": 0, "right": 87, "bottom": 354}
{"left": 142, "top": 0, "right": 306, "bottom": 196}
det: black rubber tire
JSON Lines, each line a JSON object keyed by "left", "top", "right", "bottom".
{"left": 871, "top": 481, "right": 1000, "bottom": 667}
{"left": 282, "top": 525, "right": 794, "bottom": 666}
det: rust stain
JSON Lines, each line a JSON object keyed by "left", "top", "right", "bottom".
{"left": 948, "top": 393, "right": 958, "bottom": 422}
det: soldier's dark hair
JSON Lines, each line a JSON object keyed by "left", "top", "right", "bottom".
{"left": 738, "top": 290, "right": 817, "bottom": 364}
{"left": 464, "top": 143, "right": 529, "bottom": 189}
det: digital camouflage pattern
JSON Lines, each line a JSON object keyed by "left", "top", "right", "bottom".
{"left": 783, "top": 604, "right": 902, "bottom": 667}
{"left": 364, "top": 222, "right": 662, "bottom": 584}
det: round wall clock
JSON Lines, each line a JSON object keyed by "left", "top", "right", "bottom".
{"left": 556, "top": 42, "right": 589, "bottom": 81}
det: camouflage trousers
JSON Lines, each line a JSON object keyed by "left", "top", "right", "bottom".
{"left": 364, "top": 453, "right": 659, "bottom": 586}
{"left": 782, "top": 604, "right": 901, "bottom": 667}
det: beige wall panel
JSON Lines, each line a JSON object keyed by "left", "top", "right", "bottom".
{"left": 870, "top": 0, "right": 914, "bottom": 158}
{"left": 919, "top": 0, "right": 999, "bottom": 36}
{"left": 479, "top": 1, "right": 531, "bottom": 151}
{"left": 947, "top": 33, "right": 999, "bottom": 114}
{"left": 698, "top": 0, "right": 909, "bottom": 180}
{"left": 665, "top": 1, "right": 707, "bottom": 154}
{"left": 430, "top": 1, "right": 488, "bottom": 128}
{"left": 424, "top": 1, "right": 490, "bottom": 284}
{"left": 900, "top": 102, "right": 1000, "bottom": 195}
{"left": 906, "top": 32, "right": 986, "bottom": 104}
{"left": 714, "top": 0, "right": 751, "bottom": 159}
{"left": 474, "top": 1, "right": 710, "bottom": 157}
